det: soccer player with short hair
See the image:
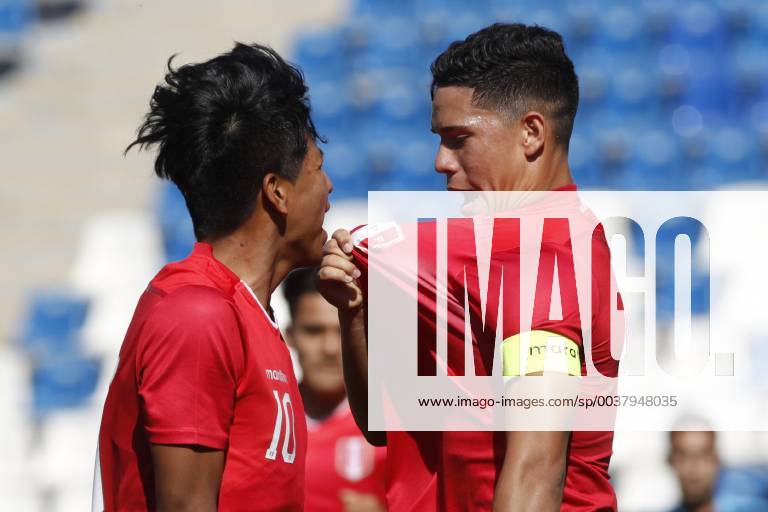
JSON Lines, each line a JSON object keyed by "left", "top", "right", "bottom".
{"left": 283, "top": 268, "right": 386, "bottom": 512}
{"left": 318, "top": 23, "right": 620, "bottom": 511}
{"left": 94, "top": 43, "right": 332, "bottom": 511}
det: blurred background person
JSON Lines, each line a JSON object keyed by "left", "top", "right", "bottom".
{"left": 668, "top": 421, "right": 768, "bottom": 512}
{"left": 283, "top": 268, "right": 387, "bottom": 512}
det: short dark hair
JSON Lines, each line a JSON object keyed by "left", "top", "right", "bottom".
{"left": 431, "top": 23, "right": 579, "bottom": 147}
{"left": 282, "top": 267, "right": 319, "bottom": 318}
{"left": 127, "top": 43, "right": 322, "bottom": 241}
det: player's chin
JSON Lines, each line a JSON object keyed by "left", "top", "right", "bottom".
{"left": 303, "top": 229, "right": 327, "bottom": 264}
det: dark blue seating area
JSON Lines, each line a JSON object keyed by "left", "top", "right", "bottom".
{"left": 16, "top": 291, "right": 99, "bottom": 418}
{"left": 289, "top": 0, "right": 768, "bottom": 195}
{"left": 32, "top": 352, "right": 100, "bottom": 418}
{"left": 0, "top": 0, "right": 32, "bottom": 70}
{"left": 156, "top": 183, "right": 195, "bottom": 263}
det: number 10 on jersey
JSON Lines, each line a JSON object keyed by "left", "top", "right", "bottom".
{"left": 265, "top": 390, "right": 296, "bottom": 463}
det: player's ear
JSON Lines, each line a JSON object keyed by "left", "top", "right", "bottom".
{"left": 262, "top": 172, "right": 289, "bottom": 215}
{"left": 520, "top": 111, "right": 545, "bottom": 159}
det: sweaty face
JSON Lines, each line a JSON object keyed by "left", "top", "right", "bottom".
{"left": 286, "top": 140, "right": 332, "bottom": 265}
{"left": 669, "top": 431, "right": 719, "bottom": 507}
{"left": 288, "top": 292, "right": 344, "bottom": 396}
{"left": 431, "top": 86, "right": 529, "bottom": 192}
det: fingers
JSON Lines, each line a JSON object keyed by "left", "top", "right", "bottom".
{"left": 318, "top": 256, "right": 361, "bottom": 282}
{"left": 332, "top": 228, "right": 353, "bottom": 255}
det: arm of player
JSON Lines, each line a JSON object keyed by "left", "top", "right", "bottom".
{"left": 317, "top": 229, "right": 386, "bottom": 447}
{"left": 493, "top": 331, "right": 581, "bottom": 512}
{"left": 493, "top": 429, "right": 569, "bottom": 512}
{"left": 151, "top": 444, "right": 225, "bottom": 512}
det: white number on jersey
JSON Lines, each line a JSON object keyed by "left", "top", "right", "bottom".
{"left": 265, "top": 390, "right": 296, "bottom": 463}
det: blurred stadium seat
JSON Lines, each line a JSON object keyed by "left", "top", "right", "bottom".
{"left": 32, "top": 352, "right": 100, "bottom": 417}
{"left": 0, "top": 0, "right": 32, "bottom": 73}
{"left": 17, "top": 291, "right": 88, "bottom": 361}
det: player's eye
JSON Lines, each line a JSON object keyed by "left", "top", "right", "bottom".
{"left": 299, "top": 324, "right": 324, "bottom": 335}
{"left": 442, "top": 135, "right": 468, "bottom": 150}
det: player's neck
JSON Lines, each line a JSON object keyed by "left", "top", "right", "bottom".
{"left": 300, "top": 382, "right": 346, "bottom": 421}
{"left": 210, "top": 216, "right": 287, "bottom": 309}
{"left": 532, "top": 148, "right": 574, "bottom": 191}
{"left": 685, "top": 499, "right": 714, "bottom": 512}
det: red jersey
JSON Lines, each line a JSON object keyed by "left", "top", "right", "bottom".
{"left": 350, "top": 186, "right": 621, "bottom": 511}
{"left": 304, "top": 401, "right": 387, "bottom": 511}
{"left": 94, "top": 242, "right": 307, "bottom": 511}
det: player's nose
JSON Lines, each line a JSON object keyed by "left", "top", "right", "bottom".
{"left": 434, "top": 146, "right": 459, "bottom": 176}
{"left": 323, "top": 334, "right": 341, "bottom": 356}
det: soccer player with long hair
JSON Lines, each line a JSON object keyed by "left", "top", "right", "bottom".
{"left": 95, "top": 43, "right": 332, "bottom": 511}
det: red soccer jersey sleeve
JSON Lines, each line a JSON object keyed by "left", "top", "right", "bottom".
{"left": 137, "top": 285, "right": 245, "bottom": 449}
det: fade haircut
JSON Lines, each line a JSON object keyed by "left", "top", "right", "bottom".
{"left": 127, "top": 43, "right": 322, "bottom": 241}
{"left": 431, "top": 23, "right": 579, "bottom": 147}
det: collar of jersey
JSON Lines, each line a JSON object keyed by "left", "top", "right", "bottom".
{"left": 190, "top": 242, "right": 280, "bottom": 331}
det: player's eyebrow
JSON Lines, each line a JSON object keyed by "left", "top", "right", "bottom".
{"left": 431, "top": 125, "right": 471, "bottom": 135}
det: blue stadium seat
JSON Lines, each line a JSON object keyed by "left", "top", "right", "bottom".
{"left": 156, "top": 182, "right": 195, "bottom": 262}
{"left": 672, "top": 1, "right": 727, "bottom": 50}
{"left": 293, "top": 29, "right": 349, "bottom": 79}
{"left": 568, "top": 131, "right": 603, "bottom": 189}
{"left": 654, "top": 216, "right": 709, "bottom": 317}
{"left": 368, "top": 71, "right": 431, "bottom": 129}
{"left": 324, "top": 141, "right": 368, "bottom": 199}
{"left": 623, "top": 128, "right": 684, "bottom": 189}
{"left": 18, "top": 291, "right": 88, "bottom": 360}
{"left": 0, "top": 0, "right": 32, "bottom": 67}
{"left": 562, "top": 0, "right": 602, "bottom": 47}
{"left": 32, "top": 353, "right": 101, "bottom": 418}
{"left": 656, "top": 43, "right": 692, "bottom": 105}
{"left": 348, "top": 15, "right": 421, "bottom": 68}
{"left": 590, "top": 118, "right": 633, "bottom": 182}
{"left": 392, "top": 134, "right": 442, "bottom": 190}
{"left": 595, "top": 4, "right": 646, "bottom": 52}
{"left": 353, "top": 0, "right": 418, "bottom": 18}
{"left": 644, "top": 0, "right": 677, "bottom": 43}
{"left": 607, "top": 59, "right": 659, "bottom": 118}
{"left": 708, "top": 126, "right": 759, "bottom": 180}
{"left": 322, "top": 0, "right": 768, "bottom": 196}
{"left": 736, "top": 0, "right": 768, "bottom": 40}
{"left": 727, "top": 39, "right": 767, "bottom": 113}
{"left": 309, "top": 78, "right": 356, "bottom": 134}
{"left": 575, "top": 62, "right": 610, "bottom": 108}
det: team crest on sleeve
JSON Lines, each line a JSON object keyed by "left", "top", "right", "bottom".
{"left": 334, "top": 436, "right": 375, "bottom": 482}
{"left": 351, "top": 222, "right": 405, "bottom": 252}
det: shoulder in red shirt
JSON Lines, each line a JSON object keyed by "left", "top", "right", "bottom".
{"left": 349, "top": 186, "right": 621, "bottom": 511}
{"left": 305, "top": 401, "right": 387, "bottom": 511}
{"left": 95, "top": 243, "right": 307, "bottom": 511}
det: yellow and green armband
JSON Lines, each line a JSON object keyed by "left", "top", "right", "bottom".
{"left": 502, "top": 330, "right": 582, "bottom": 376}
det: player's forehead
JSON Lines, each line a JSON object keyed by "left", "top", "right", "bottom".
{"left": 671, "top": 430, "right": 715, "bottom": 452}
{"left": 295, "top": 292, "right": 337, "bottom": 318}
{"left": 306, "top": 138, "right": 323, "bottom": 162}
{"left": 431, "top": 86, "right": 496, "bottom": 132}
